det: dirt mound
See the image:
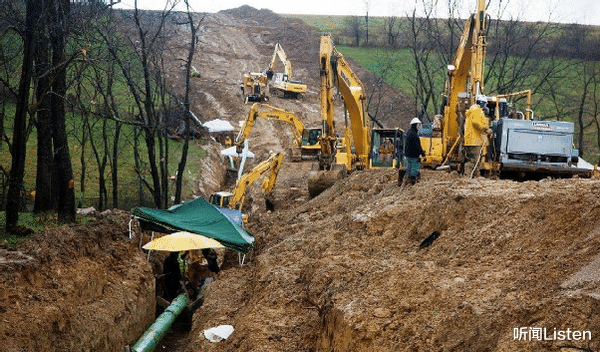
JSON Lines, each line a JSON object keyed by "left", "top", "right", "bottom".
{"left": 188, "top": 170, "right": 600, "bottom": 351}
{"left": 0, "top": 211, "right": 155, "bottom": 351}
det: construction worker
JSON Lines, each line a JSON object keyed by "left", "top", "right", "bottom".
{"left": 224, "top": 135, "right": 232, "bottom": 147}
{"left": 162, "top": 251, "right": 182, "bottom": 302}
{"left": 403, "top": 118, "right": 426, "bottom": 185}
{"left": 378, "top": 139, "right": 394, "bottom": 164}
{"left": 463, "top": 104, "right": 492, "bottom": 177}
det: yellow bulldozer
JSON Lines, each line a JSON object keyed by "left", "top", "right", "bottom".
{"left": 241, "top": 72, "right": 269, "bottom": 103}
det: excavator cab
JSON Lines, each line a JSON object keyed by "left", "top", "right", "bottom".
{"left": 209, "top": 191, "right": 232, "bottom": 208}
{"left": 370, "top": 128, "right": 404, "bottom": 168}
{"left": 302, "top": 128, "right": 322, "bottom": 147}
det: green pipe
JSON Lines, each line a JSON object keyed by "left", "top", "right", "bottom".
{"left": 132, "top": 293, "right": 189, "bottom": 352}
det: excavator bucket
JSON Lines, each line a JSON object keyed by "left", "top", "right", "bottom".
{"left": 307, "top": 164, "right": 345, "bottom": 198}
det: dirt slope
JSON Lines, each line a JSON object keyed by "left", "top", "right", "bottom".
{"left": 0, "top": 211, "right": 155, "bottom": 351}
{"left": 191, "top": 171, "right": 600, "bottom": 352}
{"left": 165, "top": 6, "right": 414, "bottom": 197}
{"left": 171, "top": 10, "right": 600, "bottom": 352}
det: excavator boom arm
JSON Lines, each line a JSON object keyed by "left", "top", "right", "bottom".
{"left": 235, "top": 103, "right": 304, "bottom": 151}
{"left": 230, "top": 152, "right": 284, "bottom": 209}
{"left": 334, "top": 55, "right": 371, "bottom": 164}
{"left": 442, "top": 0, "right": 487, "bottom": 148}
{"left": 318, "top": 35, "right": 371, "bottom": 168}
{"left": 268, "top": 43, "right": 292, "bottom": 78}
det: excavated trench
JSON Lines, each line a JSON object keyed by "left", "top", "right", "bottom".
{"left": 0, "top": 211, "right": 156, "bottom": 351}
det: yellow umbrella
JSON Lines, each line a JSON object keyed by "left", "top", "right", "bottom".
{"left": 142, "top": 231, "right": 225, "bottom": 252}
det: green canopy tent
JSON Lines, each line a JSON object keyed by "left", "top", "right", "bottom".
{"left": 132, "top": 197, "right": 254, "bottom": 253}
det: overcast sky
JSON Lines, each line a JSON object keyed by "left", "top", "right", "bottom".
{"left": 115, "top": 0, "right": 600, "bottom": 26}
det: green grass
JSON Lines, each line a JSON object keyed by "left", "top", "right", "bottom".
{"left": 1, "top": 107, "right": 209, "bottom": 212}
{"left": 0, "top": 211, "right": 96, "bottom": 246}
{"left": 282, "top": 14, "right": 348, "bottom": 33}
{"left": 337, "top": 45, "right": 419, "bottom": 94}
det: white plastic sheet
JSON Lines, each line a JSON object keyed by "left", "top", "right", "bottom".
{"left": 220, "top": 146, "right": 255, "bottom": 158}
{"left": 203, "top": 325, "right": 234, "bottom": 342}
{"left": 204, "top": 119, "right": 234, "bottom": 133}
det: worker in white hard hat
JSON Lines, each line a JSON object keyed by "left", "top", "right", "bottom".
{"left": 402, "top": 118, "right": 426, "bottom": 185}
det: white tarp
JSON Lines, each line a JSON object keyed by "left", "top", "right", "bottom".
{"left": 203, "top": 325, "right": 234, "bottom": 342}
{"left": 204, "top": 119, "right": 234, "bottom": 133}
{"left": 220, "top": 146, "right": 255, "bottom": 158}
{"left": 577, "top": 158, "right": 595, "bottom": 170}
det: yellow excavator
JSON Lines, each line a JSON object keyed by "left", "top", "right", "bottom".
{"left": 265, "top": 43, "right": 307, "bottom": 99}
{"left": 235, "top": 103, "right": 321, "bottom": 161}
{"left": 242, "top": 72, "right": 269, "bottom": 103}
{"left": 307, "top": 34, "right": 404, "bottom": 197}
{"left": 210, "top": 152, "right": 284, "bottom": 217}
{"left": 420, "top": 0, "right": 590, "bottom": 178}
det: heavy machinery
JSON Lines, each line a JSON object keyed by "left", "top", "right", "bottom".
{"left": 210, "top": 152, "right": 284, "bottom": 216}
{"left": 242, "top": 72, "right": 269, "bottom": 103}
{"left": 235, "top": 103, "right": 321, "bottom": 161}
{"left": 307, "top": 34, "right": 404, "bottom": 197}
{"left": 419, "top": 0, "right": 591, "bottom": 178}
{"left": 265, "top": 43, "right": 307, "bottom": 99}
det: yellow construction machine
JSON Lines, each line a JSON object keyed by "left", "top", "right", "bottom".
{"left": 210, "top": 152, "right": 284, "bottom": 216}
{"left": 307, "top": 34, "right": 404, "bottom": 197}
{"left": 235, "top": 103, "right": 321, "bottom": 161}
{"left": 420, "top": 0, "right": 590, "bottom": 178}
{"left": 265, "top": 43, "right": 307, "bottom": 99}
{"left": 242, "top": 72, "right": 269, "bottom": 103}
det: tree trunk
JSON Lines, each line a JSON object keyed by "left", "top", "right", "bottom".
{"left": 175, "top": 3, "right": 199, "bottom": 204}
{"left": 111, "top": 120, "right": 121, "bottom": 209}
{"left": 6, "top": 0, "right": 39, "bottom": 231}
{"left": 51, "top": 0, "right": 75, "bottom": 223}
{"left": 79, "top": 114, "right": 88, "bottom": 208}
{"left": 34, "top": 19, "right": 55, "bottom": 213}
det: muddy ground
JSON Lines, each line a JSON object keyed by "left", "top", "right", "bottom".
{"left": 2, "top": 6, "right": 600, "bottom": 352}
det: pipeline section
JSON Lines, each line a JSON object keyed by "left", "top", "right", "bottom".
{"left": 131, "top": 293, "right": 189, "bottom": 352}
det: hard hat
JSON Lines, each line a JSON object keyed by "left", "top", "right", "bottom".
{"left": 410, "top": 117, "right": 422, "bottom": 125}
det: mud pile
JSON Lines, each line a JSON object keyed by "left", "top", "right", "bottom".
{"left": 190, "top": 170, "right": 600, "bottom": 351}
{"left": 0, "top": 211, "right": 155, "bottom": 351}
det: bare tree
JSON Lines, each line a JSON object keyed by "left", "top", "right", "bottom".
{"left": 174, "top": 1, "right": 204, "bottom": 204}
{"left": 383, "top": 14, "right": 401, "bottom": 47}
{"left": 344, "top": 16, "right": 363, "bottom": 46}
{"left": 97, "top": 0, "right": 178, "bottom": 209}
{"left": 5, "top": 0, "right": 40, "bottom": 231}
{"left": 50, "top": 0, "right": 77, "bottom": 222}
{"left": 364, "top": 0, "right": 371, "bottom": 46}
{"left": 590, "top": 66, "right": 600, "bottom": 164}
